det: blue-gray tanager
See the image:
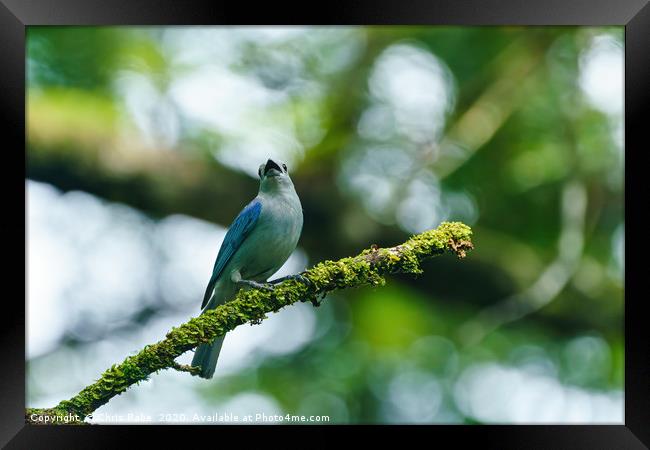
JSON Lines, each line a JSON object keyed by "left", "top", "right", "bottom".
{"left": 192, "top": 158, "right": 305, "bottom": 379}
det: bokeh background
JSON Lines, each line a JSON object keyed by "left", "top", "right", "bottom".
{"left": 26, "top": 26, "right": 624, "bottom": 424}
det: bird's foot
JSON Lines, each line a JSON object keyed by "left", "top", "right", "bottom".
{"left": 238, "top": 279, "right": 275, "bottom": 291}
{"left": 269, "top": 273, "right": 313, "bottom": 288}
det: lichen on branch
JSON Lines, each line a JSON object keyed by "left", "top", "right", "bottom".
{"left": 26, "top": 221, "right": 474, "bottom": 424}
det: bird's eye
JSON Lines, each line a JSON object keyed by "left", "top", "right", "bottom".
{"left": 282, "top": 163, "right": 287, "bottom": 172}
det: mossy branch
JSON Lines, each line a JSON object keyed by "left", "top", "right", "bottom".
{"left": 26, "top": 221, "right": 474, "bottom": 424}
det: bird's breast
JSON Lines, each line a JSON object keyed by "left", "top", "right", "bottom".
{"left": 235, "top": 196, "right": 302, "bottom": 280}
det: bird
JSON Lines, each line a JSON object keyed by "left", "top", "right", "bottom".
{"left": 191, "top": 158, "right": 306, "bottom": 379}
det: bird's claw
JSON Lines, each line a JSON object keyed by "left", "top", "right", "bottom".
{"left": 240, "top": 280, "right": 275, "bottom": 291}
{"left": 294, "top": 273, "right": 313, "bottom": 288}
{"left": 269, "top": 273, "right": 313, "bottom": 288}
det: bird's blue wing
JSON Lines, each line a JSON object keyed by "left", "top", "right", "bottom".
{"left": 201, "top": 199, "right": 262, "bottom": 309}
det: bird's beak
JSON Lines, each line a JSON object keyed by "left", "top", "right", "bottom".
{"left": 263, "top": 159, "right": 283, "bottom": 176}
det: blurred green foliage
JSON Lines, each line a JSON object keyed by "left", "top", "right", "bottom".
{"left": 26, "top": 25, "right": 624, "bottom": 423}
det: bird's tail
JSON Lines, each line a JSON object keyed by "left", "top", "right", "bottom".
{"left": 192, "top": 279, "right": 236, "bottom": 379}
{"left": 192, "top": 336, "right": 225, "bottom": 379}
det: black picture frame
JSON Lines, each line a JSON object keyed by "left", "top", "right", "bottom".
{"left": 3, "top": 0, "right": 648, "bottom": 447}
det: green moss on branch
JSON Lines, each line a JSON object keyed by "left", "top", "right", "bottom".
{"left": 26, "top": 221, "right": 473, "bottom": 424}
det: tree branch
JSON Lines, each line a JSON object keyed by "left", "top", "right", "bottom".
{"left": 26, "top": 221, "right": 474, "bottom": 424}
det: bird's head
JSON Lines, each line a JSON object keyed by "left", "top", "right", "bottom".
{"left": 258, "top": 158, "right": 294, "bottom": 193}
